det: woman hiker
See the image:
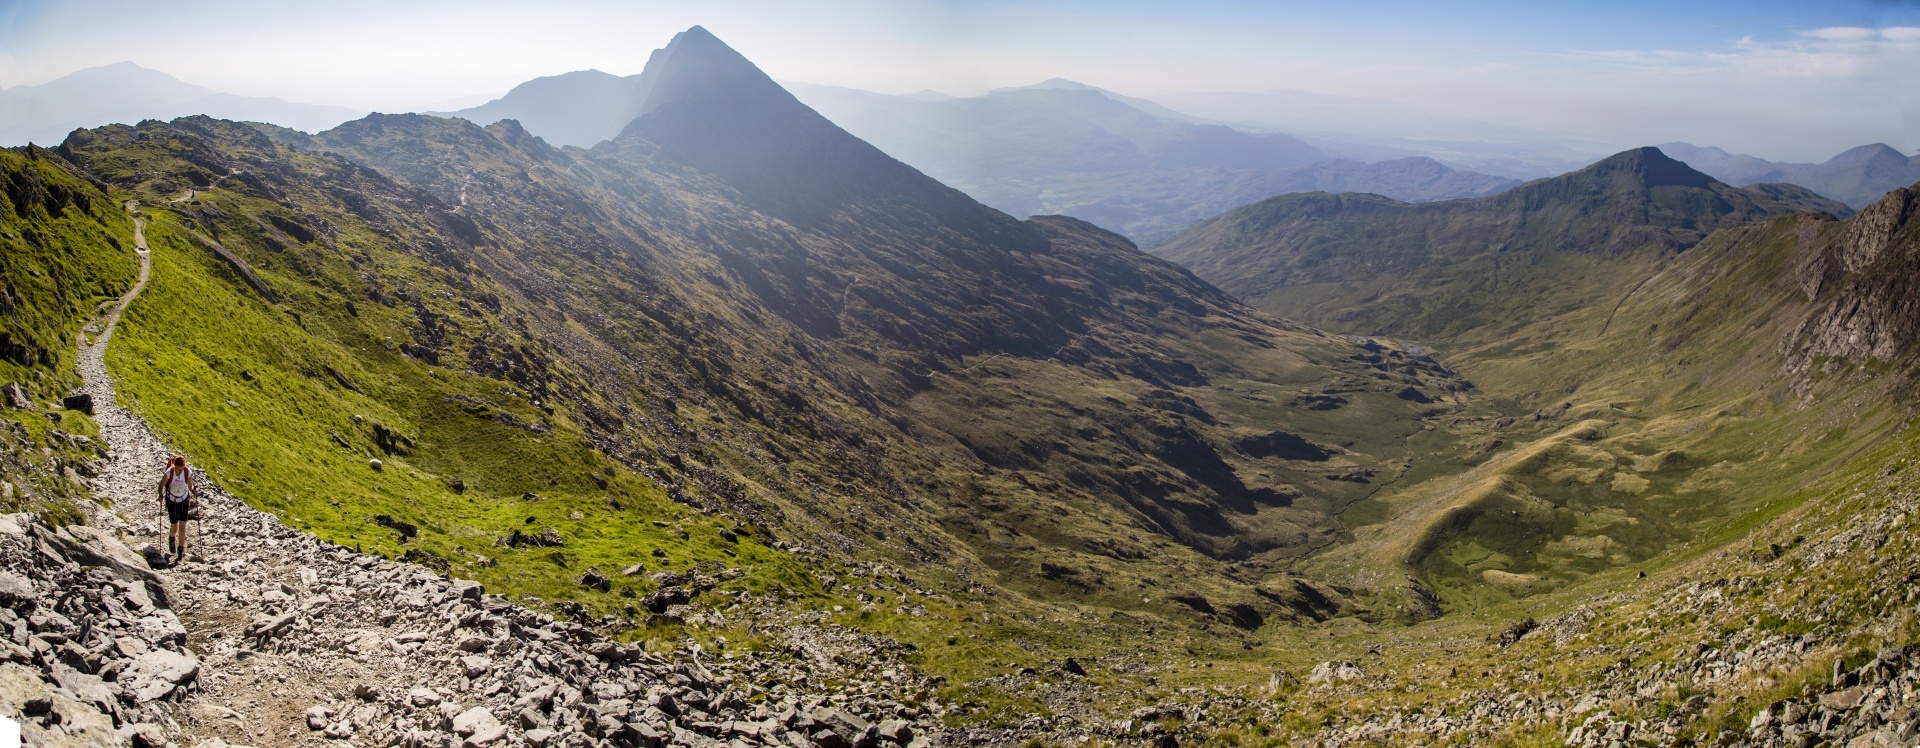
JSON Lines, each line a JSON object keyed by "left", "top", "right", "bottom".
{"left": 159, "top": 455, "right": 197, "bottom": 561}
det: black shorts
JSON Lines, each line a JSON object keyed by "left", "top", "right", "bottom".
{"left": 166, "top": 498, "right": 192, "bottom": 524}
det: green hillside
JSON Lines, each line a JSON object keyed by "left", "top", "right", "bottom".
{"left": 1154, "top": 147, "right": 1851, "bottom": 346}
{"left": 0, "top": 147, "right": 139, "bottom": 518}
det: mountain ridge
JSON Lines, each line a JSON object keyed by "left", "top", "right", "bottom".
{"left": 1661, "top": 140, "right": 1920, "bottom": 209}
{"left": 0, "top": 62, "right": 364, "bottom": 146}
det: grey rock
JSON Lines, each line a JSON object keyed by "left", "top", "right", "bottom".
{"left": 450, "top": 579, "right": 485, "bottom": 601}
{"left": 0, "top": 570, "right": 31, "bottom": 602}
{"left": 461, "top": 654, "right": 493, "bottom": 678}
{"left": 876, "top": 719, "right": 913, "bottom": 743}
{"left": 119, "top": 649, "right": 198, "bottom": 702}
{"left": 2, "top": 382, "right": 33, "bottom": 409}
{"left": 1307, "top": 660, "right": 1365, "bottom": 684}
{"left": 128, "top": 723, "right": 166, "bottom": 748}
{"left": 451, "top": 706, "right": 500, "bottom": 738}
{"left": 246, "top": 611, "right": 299, "bottom": 639}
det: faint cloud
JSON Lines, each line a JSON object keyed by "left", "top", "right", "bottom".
{"left": 1569, "top": 25, "right": 1920, "bottom": 82}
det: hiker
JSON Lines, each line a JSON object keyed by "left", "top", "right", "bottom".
{"left": 159, "top": 455, "right": 197, "bottom": 560}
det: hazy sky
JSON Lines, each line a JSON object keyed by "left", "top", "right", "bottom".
{"left": 3, "top": 0, "right": 1917, "bottom": 161}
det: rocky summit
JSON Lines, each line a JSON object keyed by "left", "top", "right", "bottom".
{"left": 5, "top": 22, "right": 1920, "bottom": 748}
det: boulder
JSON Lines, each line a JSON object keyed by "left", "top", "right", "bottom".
{"left": 62, "top": 393, "right": 93, "bottom": 414}
{"left": 245, "top": 612, "right": 299, "bottom": 639}
{"left": 38, "top": 524, "right": 170, "bottom": 607}
{"left": 2, "top": 383, "right": 31, "bottom": 409}
{"left": 451, "top": 706, "right": 501, "bottom": 738}
{"left": 121, "top": 649, "right": 199, "bottom": 702}
{"left": 876, "top": 719, "right": 913, "bottom": 743}
{"left": 578, "top": 567, "right": 611, "bottom": 593}
{"left": 449, "top": 579, "right": 484, "bottom": 601}
{"left": 460, "top": 655, "right": 492, "bottom": 678}
{"left": 1821, "top": 686, "right": 1867, "bottom": 711}
{"left": 1307, "top": 661, "right": 1365, "bottom": 684}
{"left": 0, "top": 570, "right": 32, "bottom": 603}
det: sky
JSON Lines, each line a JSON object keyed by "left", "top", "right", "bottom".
{"left": 2, "top": 0, "right": 1917, "bottom": 161}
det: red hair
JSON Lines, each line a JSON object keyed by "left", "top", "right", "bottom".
{"left": 168, "top": 455, "right": 186, "bottom": 468}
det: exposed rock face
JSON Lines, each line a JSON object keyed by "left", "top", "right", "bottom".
{"left": 1787, "top": 186, "right": 1920, "bottom": 383}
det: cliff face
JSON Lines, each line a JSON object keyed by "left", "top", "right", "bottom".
{"left": 1788, "top": 186, "right": 1920, "bottom": 383}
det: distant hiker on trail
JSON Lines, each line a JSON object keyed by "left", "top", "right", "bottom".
{"left": 159, "top": 455, "right": 197, "bottom": 561}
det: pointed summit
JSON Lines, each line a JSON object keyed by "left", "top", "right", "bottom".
{"left": 1579, "top": 146, "right": 1718, "bottom": 190}
{"left": 621, "top": 25, "right": 788, "bottom": 121}
{"left": 612, "top": 27, "right": 1029, "bottom": 238}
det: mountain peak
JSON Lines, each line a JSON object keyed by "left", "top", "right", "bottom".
{"left": 1830, "top": 143, "right": 1909, "bottom": 166}
{"left": 1581, "top": 146, "right": 1718, "bottom": 190}
{"left": 998, "top": 78, "right": 1099, "bottom": 92}
{"left": 622, "top": 25, "right": 784, "bottom": 120}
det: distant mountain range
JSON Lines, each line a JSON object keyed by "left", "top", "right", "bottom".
{"left": 784, "top": 81, "right": 1521, "bottom": 244}
{"left": 1149, "top": 89, "right": 1612, "bottom": 180}
{"left": 0, "top": 62, "right": 364, "bottom": 146}
{"left": 1660, "top": 141, "right": 1920, "bottom": 209}
{"left": 437, "top": 72, "right": 1523, "bottom": 245}
{"left": 1153, "top": 146, "right": 1852, "bottom": 341}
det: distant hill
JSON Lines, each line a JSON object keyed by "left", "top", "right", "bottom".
{"left": 1153, "top": 146, "right": 1852, "bottom": 342}
{"left": 434, "top": 69, "right": 644, "bottom": 148}
{"left": 1661, "top": 141, "right": 1920, "bottom": 209}
{"left": 1150, "top": 88, "right": 1609, "bottom": 180}
{"left": 0, "top": 62, "right": 363, "bottom": 145}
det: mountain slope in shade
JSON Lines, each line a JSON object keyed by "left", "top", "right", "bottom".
{"left": 0, "top": 62, "right": 364, "bottom": 145}
{"left": 1662, "top": 141, "right": 1920, "bottom": 209}
{"left": 1153, "top": 146, "right": 1852, "bottom": 343}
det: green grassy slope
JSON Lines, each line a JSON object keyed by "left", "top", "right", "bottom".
{"left": 57, "top": 118, "right": 810, "bottom": 620}
{"left": 0, "top": 146, "right": 140, "bottom": 518}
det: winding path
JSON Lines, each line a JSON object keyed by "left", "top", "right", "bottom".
{"left": 73, "top": 201, "right": 505, "bottom": 747}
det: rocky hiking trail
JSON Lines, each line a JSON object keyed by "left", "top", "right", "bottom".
{"left": 4, "top": 203, "right": 947, "bottom": 748}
